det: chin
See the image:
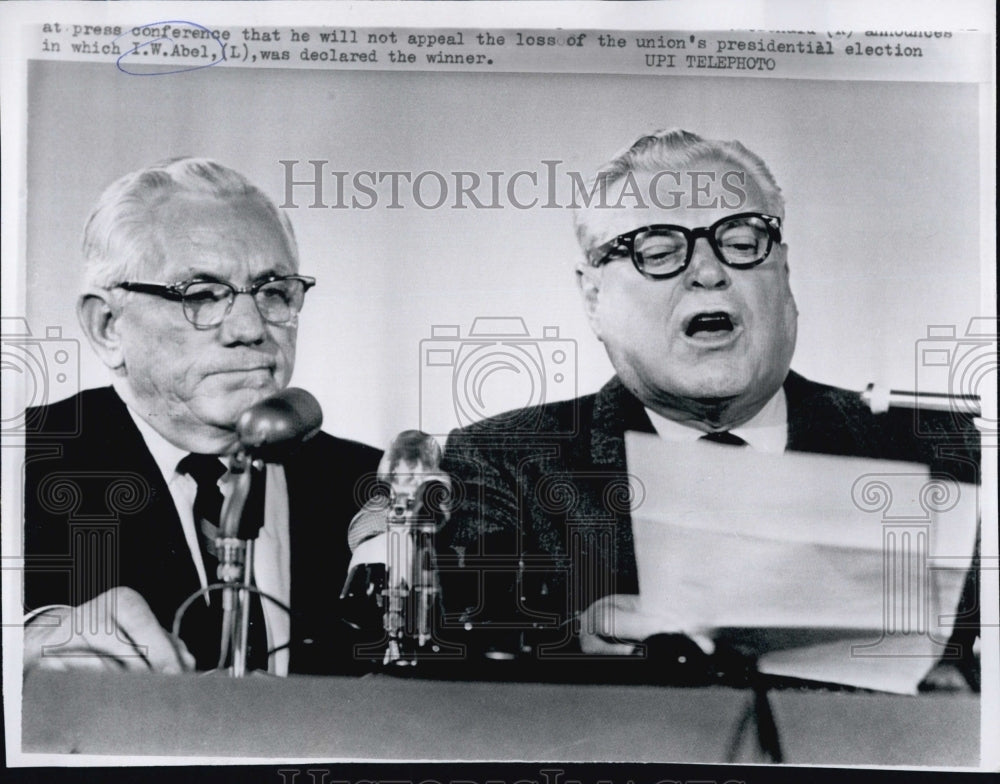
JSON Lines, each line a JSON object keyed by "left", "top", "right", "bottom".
{"left": 684, "top": 383, "right": 746, "bottom": 401}
{"left": 199, "top": 387, "right": 278, "bottom": 429}
{"left": 669, "top": 367, "right": 752, "bottom": 401}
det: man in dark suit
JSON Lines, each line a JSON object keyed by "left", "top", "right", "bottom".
{"left": 439, "top": 130, "right": 979, "bottom": 683}
{"left": 23, "top": 158, "right": 381, "bottom": 675}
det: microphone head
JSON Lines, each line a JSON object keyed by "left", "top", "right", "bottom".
{"left": 235, "top": 387, "right": 323, "bottom": 461}
{"left": 411, "top": 478, "right": 452, "bottom": 530}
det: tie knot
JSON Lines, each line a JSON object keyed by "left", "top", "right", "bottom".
{"left": 177, "top": 453, "right": 227, "bottom": 488}
{"left": 700, "top": 430, "right": 747, "bottom": 447}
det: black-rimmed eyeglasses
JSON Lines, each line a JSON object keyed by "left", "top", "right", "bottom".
{"left": 115, "top": 275, "right": 316, "bottom": 328}
{"left": 588, "top": 212, "right": 782, "bottom": 280}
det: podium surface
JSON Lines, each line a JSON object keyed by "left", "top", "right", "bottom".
{"left": 21, "top": 670, "right": 979, "bottom": 765}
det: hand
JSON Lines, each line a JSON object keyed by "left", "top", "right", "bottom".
{"left": 578, "top": 594, "right": 715, "bottom": 656}
{"left": 918, "top": 660, "right": 975, "bottom": 692}
{"left": 24, "top": 587, "right": 195, "bottom": 674}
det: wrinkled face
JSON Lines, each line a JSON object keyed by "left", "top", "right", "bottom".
{"left": 115, "top": 193, "right": 298, "bottom": 447}
{"left": 580, "top": 160, "right": 798, "bottom": 418}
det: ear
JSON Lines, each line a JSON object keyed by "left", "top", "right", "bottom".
{"left": 77, "top": 290, "right": 126, "bottom": 370}
{"left": 575, "top": 263, "right": 604, "bottom": 339}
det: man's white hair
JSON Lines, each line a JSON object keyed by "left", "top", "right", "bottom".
{"left": 82, "top": 157, "right": 298, "bottom": 289}
{"left": 572, "top": 128, "right": 785, "bottom": 261}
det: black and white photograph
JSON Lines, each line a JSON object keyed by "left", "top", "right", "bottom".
{"left": 1, "top": 1, "right": 996, "bottom": 779}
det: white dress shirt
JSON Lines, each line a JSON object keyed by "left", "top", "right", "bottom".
{"left": 645, "top": 388, "right": 788, "bottom": 453}
{"left": 125, "top": 407, "right": 292, "bottom": 676}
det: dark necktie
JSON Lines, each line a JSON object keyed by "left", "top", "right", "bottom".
{"left": 177, "top": 453, "right": 269, "bottom": 671}
{"left": 700, "top": 431, "right": 748, "bottom": 447}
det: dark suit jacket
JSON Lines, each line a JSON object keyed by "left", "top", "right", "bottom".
{"left": 439, "top": 372, "right": 980, "bottom": 662}
{"left": 23, "top": 386, "right": 382, "bottom": 674}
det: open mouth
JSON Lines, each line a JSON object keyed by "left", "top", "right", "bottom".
{"left": 684, "top": 311, "right": 736, "bottom": 338}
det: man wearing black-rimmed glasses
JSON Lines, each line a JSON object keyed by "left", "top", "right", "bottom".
{"left": 23, "top": 158, "right": 380, "bottom": 675}
{"left": 439, "top": 130, "right": 979, "bottom": 687}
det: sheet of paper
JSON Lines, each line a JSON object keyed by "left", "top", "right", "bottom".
{"left": 626, "top": 432, "right": 979, "bottom": 693}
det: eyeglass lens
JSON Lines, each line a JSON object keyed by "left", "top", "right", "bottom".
{"left": 183, "top": 279, "right": 306, "bottom": 327}
{"left": 635, "top": 215, "right": 773, "bottom": 275}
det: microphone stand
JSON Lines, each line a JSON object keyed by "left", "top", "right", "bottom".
{"left": 383, "top": 493, "right": 419, "bottom": 666}
{"left": 173, "top": 388, "right": 323, "bottom": 677}
{"left": 217, "top": 450, "right": 258, "bottom": 678}
{"left": 382, "top": 481, "right": 450, "bottom": 666}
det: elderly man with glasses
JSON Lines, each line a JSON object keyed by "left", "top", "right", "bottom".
{"left": 23, "top": 158, "right": 381, "bottom": 675}
{"left": 439, "top": 129, "right": 980, "bottom": 687}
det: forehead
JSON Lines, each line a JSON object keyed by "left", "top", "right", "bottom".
{"left": 145, "top": 192, "right": 296, "bottom": 279}
{"left": 587, "top": 158, "right": 771, "bottom": 247}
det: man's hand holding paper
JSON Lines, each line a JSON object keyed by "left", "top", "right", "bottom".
{"left": 578, "top": 594, "right": 715, "bottom": 657}
{"left": 626, "top": 434, "right": 979, "bottom": 693}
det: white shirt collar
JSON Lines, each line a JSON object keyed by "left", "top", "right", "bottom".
{"left": 645, "top": 387, "right": 788, "bottom": 454}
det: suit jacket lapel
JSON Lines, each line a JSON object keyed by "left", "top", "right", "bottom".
{"left": 587, "top": 377, "right": 655, "bottom": 596}
{"left": 589, "top": 376, "right": 656, "bottom": 467}
{"left": 784, "top": 370, "right": 867, "bottom": 456}
{"left": 95, "top": 388, "right": 204, "bottom": 625}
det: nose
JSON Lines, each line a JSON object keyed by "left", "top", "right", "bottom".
{"left": 683, "top": 236, "right": 730, "bottom": 290}
{"left": 218, "top": 291, "right": 267, "bottom": 345}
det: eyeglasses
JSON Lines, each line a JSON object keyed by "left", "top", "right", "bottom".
{"left": 589, "top": 212, "right": 782, "bottom": 280}
{"left": 116, "top": 275, "right": 316, "bottom": 328}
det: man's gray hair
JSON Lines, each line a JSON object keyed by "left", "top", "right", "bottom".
{"left": 82, "top": 157, "right": 298, "bottom": 289}
{"left": 573, "top": 129, "right": 785, "bottom": 261}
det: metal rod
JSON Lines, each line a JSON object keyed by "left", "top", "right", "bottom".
{"left": 861, "top": 383, "right": 981, "bottom": 416}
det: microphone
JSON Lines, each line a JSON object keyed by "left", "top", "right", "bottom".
{"left": 201, "top": 388, "right": 323, "bottom": 678}
{"left": 235, "top": 387, "right": 323, "bottom": 461}
{"left": 861, "top": 383, "right": 981, "bottom": 416}
{"left": 341, "top": 430, "right": 453, "bottom": 662}
{"left": 347, "top": 429, "right": 449, "bottom": 553}
{"left": 220, "top": 388, "right": 323, "bottom": 547}
{"left": 345, "top": 478, "right": 452, "bottom": 554}
{"left": 347, "top": 482, "right": 392, "bottom": 553}
{"left": 411, "top": 478, "right": 452, "bottom": 532}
